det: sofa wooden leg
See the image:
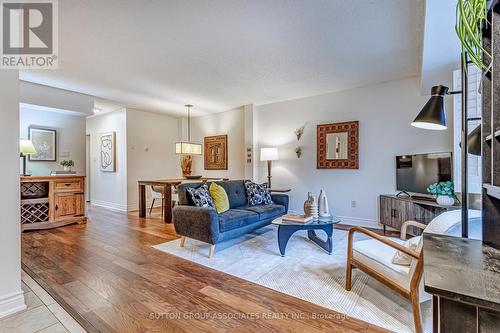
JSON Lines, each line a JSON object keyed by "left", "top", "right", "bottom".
{"left": 346, "top": 263, "right": 353, "bottom": 291}
{"left": 410, "top": 291, "right": 423, "bottom": 333}
{"left": 209, "top": 244, "right": 215, "bottom": 258}
{"left": 179, "top": 236, "right": 186, "bottom": 247}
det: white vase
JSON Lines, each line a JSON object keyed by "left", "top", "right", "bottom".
{"left": 318, "top": 189, "right": 331, "bottom": 217}
{"left": 436, "top": 195, "right": 455, "bottom": 206}
{"left": 63, "top": 166, "right": 70, "bottom": 171}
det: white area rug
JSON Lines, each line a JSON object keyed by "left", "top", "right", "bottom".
{"left": 153, "top": 226, "right": 432, "bottom": 333}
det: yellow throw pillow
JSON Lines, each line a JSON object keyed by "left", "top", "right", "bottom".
{"left": 209, "top": 182, "right": 230, "bottom": 214}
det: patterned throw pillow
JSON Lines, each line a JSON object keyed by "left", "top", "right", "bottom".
{"left": 244, "top": 181, "right": 274, "bottom": 206}
{"left": 186, "top": 184, "right": 215, "bottom": 208}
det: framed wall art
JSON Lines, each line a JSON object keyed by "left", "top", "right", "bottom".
{"left": 204, "top": 135, "right": 228, "bottom": 170}
{"left": 100, "top": 131, "right": 116, "bottom": 172}
{"left": 29, "top": 127, "right": 57, "bottom": 161}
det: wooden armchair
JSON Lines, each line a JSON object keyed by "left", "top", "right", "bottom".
{"left": 346, "top": 220, "right": 427, "bottom": 333}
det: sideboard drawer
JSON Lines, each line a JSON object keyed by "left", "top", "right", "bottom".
{"left": 54, "top": 179, "right": 82, "bottom": 192}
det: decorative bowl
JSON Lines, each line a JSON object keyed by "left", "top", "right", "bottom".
{"left": 185, "top": 175, "right": 202, "bottom": 180}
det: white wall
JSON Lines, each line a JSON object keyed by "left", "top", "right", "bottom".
{"left": 20, "top": 81, "right": 94, "bottom": 116}
{"left": 86, "top": 109, "right": 128, "bottom": 211}
{"left": 126, "top": 109, "right": 180, "bottom": 210}
{"left": 255, "top": 77, "right": 453, "bottom": 227}
{"left": 0, "top": 71, "right": 26, "bottom": 318}
{"left": 190, "top": 107, "right": 246, "bottom": 180}
{"left": 20, "top": 107, "right": 86, "bottom": 176}
{"left": 420, "top": 0, "right": 461, "bottom": 93}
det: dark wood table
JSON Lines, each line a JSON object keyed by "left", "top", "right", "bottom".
{"left": 423, "top": 232, "right": 500, "bottom": 332}
{"left": 138, "top": 177, "right": 228, "bottom": 223}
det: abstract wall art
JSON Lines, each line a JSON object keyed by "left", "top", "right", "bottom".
{"left": 100, "top": 131, "right": 116, "bottom": 172}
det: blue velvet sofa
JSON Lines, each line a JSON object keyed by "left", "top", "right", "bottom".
{"left": 173, "top": 180, "right": 289, "bottom": 256}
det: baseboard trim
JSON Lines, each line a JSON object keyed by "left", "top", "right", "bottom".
{"left": 91, "top": 200, "right": 128, "bottom": 212}
{"left": 336, "top": 215, "right": 380, "bottom": 229}
{"left": 0, "top": 291, "right": 26, "bottom": 319}
{"left": 127, "top": 200, "right": 163, "bottom": 212}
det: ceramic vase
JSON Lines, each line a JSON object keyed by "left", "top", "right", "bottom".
{"left": 304, "top": 192, "right": 318, "bottom": 217}
{"left": 436, "top": 195, "right": 455, "bottom": 206}
{"left": 318, "top": 189, "right": 331, "bottom": 217}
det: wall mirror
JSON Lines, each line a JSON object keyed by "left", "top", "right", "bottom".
{"left": 326, "top": 132, "right": 348, "bottom": 159}
{"left": 317, "top": 121, "right": 359, "bottom": 169}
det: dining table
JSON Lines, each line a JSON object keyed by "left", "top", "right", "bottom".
{"left": 138, "top": 177, "right": 229, "bottom": 223}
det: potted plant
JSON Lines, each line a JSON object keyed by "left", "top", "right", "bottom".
{"left": 427, "top": 181, "right": 457, "bottom": 206}
{"left": 294, "top": 126, "right": 305, "bottom": 141}
{"left": 295, "top": 147, "right": 302, "bottom": 158}
{"left": 60, "top": 160, "right": 74, "bottom": 172}
{"left": 456, "top": 0, "right": 491, "bottom": 71}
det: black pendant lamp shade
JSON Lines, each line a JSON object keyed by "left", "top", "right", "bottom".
{"left": 467, "top": 125, "right": 482, "bottom": 156}
{"left": 411, "top": 85, "right": 448, "bottom": 130}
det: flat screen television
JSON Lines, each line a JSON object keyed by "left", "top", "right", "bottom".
{"left": 396, "top": 152, "right": 452, "bottom": 195}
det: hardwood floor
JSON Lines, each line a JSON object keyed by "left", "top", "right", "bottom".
{"left": 22, "top": 206, "right": 389, "bottom": 333}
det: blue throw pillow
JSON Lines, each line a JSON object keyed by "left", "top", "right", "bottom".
{"left": 244, "top": 181, "right": 274, "bottom": 206}
{"left": 186, "top": 184, "right": 215, "bottom": 208}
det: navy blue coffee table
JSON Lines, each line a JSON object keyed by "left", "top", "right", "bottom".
{"left": 272, "top": 216, "right": 341, "bottom": 256}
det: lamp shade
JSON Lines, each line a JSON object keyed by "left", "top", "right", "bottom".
{"left": 411, "top": 85, "right": 448, "bottom": 130}
{"left": 20, "top": 139, "right": 36, "bottom": 154}
{"left": 459, "top": 125, "right": 482, "bottom": 156}
{"left": 468, "top": 125, "right": 481, "bottom": 156}
{"left": 175, "top": 142, "right": 202, "bottom": 155}
{"left": 260, "top": 147, "right": 279, "bottom": 161}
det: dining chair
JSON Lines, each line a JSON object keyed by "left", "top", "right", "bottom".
{"left": 150, "top": 186, "right": 165, "bottom": 216}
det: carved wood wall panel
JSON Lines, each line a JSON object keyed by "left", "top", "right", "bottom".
{"left": 204, "top": 135, "right": 228, "bottom": 170}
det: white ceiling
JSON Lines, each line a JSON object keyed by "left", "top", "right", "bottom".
{"left": 20, "top": 0, "right": 424, "bottom": 117}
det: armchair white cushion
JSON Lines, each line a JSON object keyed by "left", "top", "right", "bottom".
{"left": 353, "top": 237, "right": 412, "bottom": 289}
{"left": 352, "top": 234, "right": 424, "bottom": 293}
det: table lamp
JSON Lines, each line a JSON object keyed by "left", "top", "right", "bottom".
{"left": 20, "top": 139, "right": 36, "bottom": 176}
{"left": 260, "top": 147, "right": 279, "bottom": 188}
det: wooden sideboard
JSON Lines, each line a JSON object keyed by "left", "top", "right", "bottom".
{"left": 21, "top": 175, "right": 87, "bottom": 231}
{"left": 379, "top": 194, "right": 459, "bottom": 234}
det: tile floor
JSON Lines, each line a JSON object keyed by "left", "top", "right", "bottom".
{"left": 0, "top": 271, "right": 86, "bottom": 333}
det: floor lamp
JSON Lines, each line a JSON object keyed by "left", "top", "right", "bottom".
{"left": 260, "top": 147, "right": 279, "bottom": 189}
{"left": 411, "top": 56, "right": 481, "bottom": 238}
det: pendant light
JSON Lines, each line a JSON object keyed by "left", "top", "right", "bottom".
{"left": 175, "top": 104, "right": 202, "bottom": 155}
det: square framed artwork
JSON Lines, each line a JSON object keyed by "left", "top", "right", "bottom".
{"left": 28, "top": 127, "right": 57, "bottom": 161}
{"left": 204, "top": 135, "right": 228, "bottom": 170}
{"left": 317, "top": 121, "right": 359, "bottom": 169}
{"left": 100, "top": 131, "right": 116, "bottom": 172}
